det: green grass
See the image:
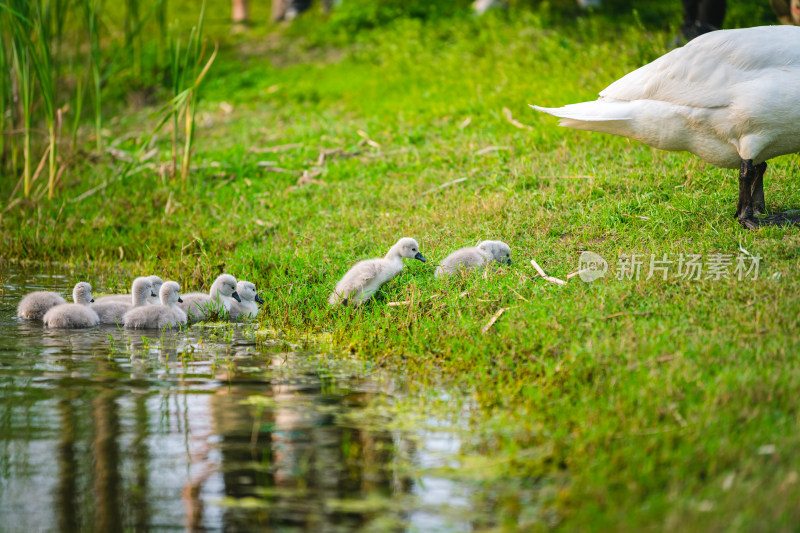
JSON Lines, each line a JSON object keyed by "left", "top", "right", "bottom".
{"left": 3, "top": 5, "right": 800, "bottom": 530}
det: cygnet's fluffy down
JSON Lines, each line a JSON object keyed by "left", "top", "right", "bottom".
{"left": 178, "top": 274, "right": 241, "bottom": 322}
{"left": 123, "top": 281, "right": 187, "bottom": 329}
{"left": 90, "top": 277, "right": 154, "bottom": 325}
{"left": 329, "top": 237, "right": 426, "bottom": 307}
{"left": 17, "top": 290, "right": 67, "bottom": 320}
{"left": 229, "top": 281, "right": 264, "bottom": 320}
{"left": 435, "top": 240, "right": 512, "bottom": 278}
{"left": 95, "top": 274, "right": 162, "bottom": 305}
{"left": 147, "top": 276, "right": 164, "bottom": 304}
{"left": 43, "top": 282, "right": 99, "bottom": 328}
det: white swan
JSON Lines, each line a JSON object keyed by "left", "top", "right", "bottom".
{"left": 178, "top": 274, "right": 241, "bottom": 322}
{"left": 90, "top": 277, "right": 153, "bottom": 325}
{"left": 42, "top": 282, "right": 99, "bottom": 328}
{"left": 435, "top": 240, "right": 512, "bottom": 278}
{"left": 123, "top": 281, "right": 187, "bottom": 329}
{"left": 229, "top": 281, "right": 264, "bottom": 320}
{"left": 532, "top": 25, "right": 800, "bottom": 229}
{"left": 329, "top": 237, "right": 426, "bottom": 306}
{"left": 95, "top": 274, "right": 162, "bottom": 305}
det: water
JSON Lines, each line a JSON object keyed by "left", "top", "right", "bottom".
{"left": 0, "top": 266, "right": 473, "bottom": 532}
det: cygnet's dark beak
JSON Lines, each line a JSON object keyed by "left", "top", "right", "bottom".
{"left": 151, "top": 291, "right": 157, "bottom": 297}
{"left": 178, "top": 297, "right": 183, "bottom": 303}
{"left": 90, "top": 298, "right": 95, "bottom": 303}
{"left": 255, "top": 294, "right": 265, "bottom": 305}
{"left": 232, "top": 291, "right": 242, "bottom": 302}
{"left": 505, "top": 258, "right": 512, "bottom": 265}
{"left": 414, "top": 252, "right": 426, "bottom": 263}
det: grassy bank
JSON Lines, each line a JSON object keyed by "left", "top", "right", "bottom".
{"left": 3, "top": 5, "right": 800, "bottom": 530}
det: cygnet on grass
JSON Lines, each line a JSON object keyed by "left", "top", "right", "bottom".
{"left": 178, "top": 274, "right": 241, "bottom": 322}
{"left": 42, "top": 282, "right": 99, "bottom": 328}
{"left": 90, "top": 277, "right": 153, "bottom": 325}
{"left": 328, "top": 237, "right": 426, "bottom": 307}
{"left": 17, "top": 287, "right": 69, "bottom": 320}
{"left": 95, "top": 274, "right": 162, "bottom": 305}
{"left": 435, "top": 240, "right": 512, "bottom": 278}
{"left": 123, "top": 281, "right": 187, "bottom": 329}
{"left": 229, "top": 281, "right": 264, "bottom": 320}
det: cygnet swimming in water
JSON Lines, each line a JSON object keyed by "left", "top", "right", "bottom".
{"left": 229, "top": 281, "right": 264, "bottom": 320}
{"left": 178, "top": 274, "right": 241, "bottom": 322}
{"left": 90, "top": 277, "right": 154, "bottom": 325}
{"left": 42, "top": 282, "right": 99, "bottom": 328}
{"left": 123, "top": 281, "right": 187, "bottom": 329}
{"left": 147, "top": 276, "right": 164, "bottom": 304}
{"left": 17, "top": 286, "right": 70, "bottom": 320}
{"left": 328, "top": 237, "right": 426, "bottom": 306}
{"left": 435, "top": 240, "right": 512, "bottom": 278}
{"left": 95, "top": 274, "right": 162, "bottom": 305}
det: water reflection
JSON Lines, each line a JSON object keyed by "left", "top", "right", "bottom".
{"left": 0, "top": 266, "right": 471, "bottom": 531}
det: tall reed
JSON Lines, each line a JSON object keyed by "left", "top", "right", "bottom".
{"left": 5, "top": 2, "right": 35, "bottom": 198}
{"left": 1, "top": 0, "right": 216, "bottom": 200}
{"left": 31, "top": 1, "right": 58, "bottom": 200}
{"left": 159, "top": 0, "right": 215, "bottom": 181}
{"left": 0, "top": 13, "right": 9, "bottom": 170}
{"left": 83, "top": 0, "right": 103, "bottom": 155}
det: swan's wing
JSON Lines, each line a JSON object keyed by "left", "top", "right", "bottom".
{"left": 335, "top": 259, "right": 381, "bottom": 295}
{"left": 440, "top": 248, "right": 487, "bottom": 271}
{"left": 601, "top": 26, "right": 800, "bottom": 108}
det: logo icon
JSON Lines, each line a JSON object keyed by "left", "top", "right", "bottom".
{"left": 578, "top": 251, "right": 608, "bottom": 283}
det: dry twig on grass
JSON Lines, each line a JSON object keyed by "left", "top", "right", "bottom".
{"left": 317, "top": 148, "right": 361, "bottom": 165}
{"left": 665, "top": 204, "right": 697, "bottom": 214}
{"left": 502, "top": 107, "right": 533, "bottom": 130}
{"left": 530, "top": 259, "right": 567, "bottom": 286}
{"left": 475, "top": 145, "right": 511, "bottom": 156}
{"left": 285, "top": 170, "right": 326, "bottom": 193}
{"left": 250, "top": 143, "right": 303, "bottom": 153}
{"left": 357, "top": 130, "right": 381, "bottom": 148}
{"left": 601, "top": 311, "right": 653, "bottom": 320}
{"left": 420, "top": 177, "right": 468, "bottom": 196}
{"left": 256, "top": 161, "right": 289, "bottom": 172}
{"left": 566, "top": 268, "right": 591, "bottom": 280}
{"left": 481, "top": 308, "right": 506, "bottom": 334}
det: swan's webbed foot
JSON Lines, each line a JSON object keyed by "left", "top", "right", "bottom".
{"left": 750, "top": 211, "right": 800, "bottom": 228}
{"left": 738, "top": 216, "right": 759, "bottom": 230}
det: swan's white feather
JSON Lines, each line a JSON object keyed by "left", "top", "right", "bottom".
{"left": 533, "top": 26, "right": 800, "bottom": 170}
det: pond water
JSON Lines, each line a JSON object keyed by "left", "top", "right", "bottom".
{"left": 0, "top": 266, "right": 474, "bottom": 532}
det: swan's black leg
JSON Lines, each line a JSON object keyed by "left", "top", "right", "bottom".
{"left": 737, "top": 159, "right": 758, "bottom": 229}
{"left": 737, "top": 159, "right": 800, "bottom": 228}
{"left": 751, "top": 161, "right": 767, "bottom": 216}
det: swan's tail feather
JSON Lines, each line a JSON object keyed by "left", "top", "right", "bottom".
{"left": 531, "top": 102, "right": 633, "bottom": 135}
